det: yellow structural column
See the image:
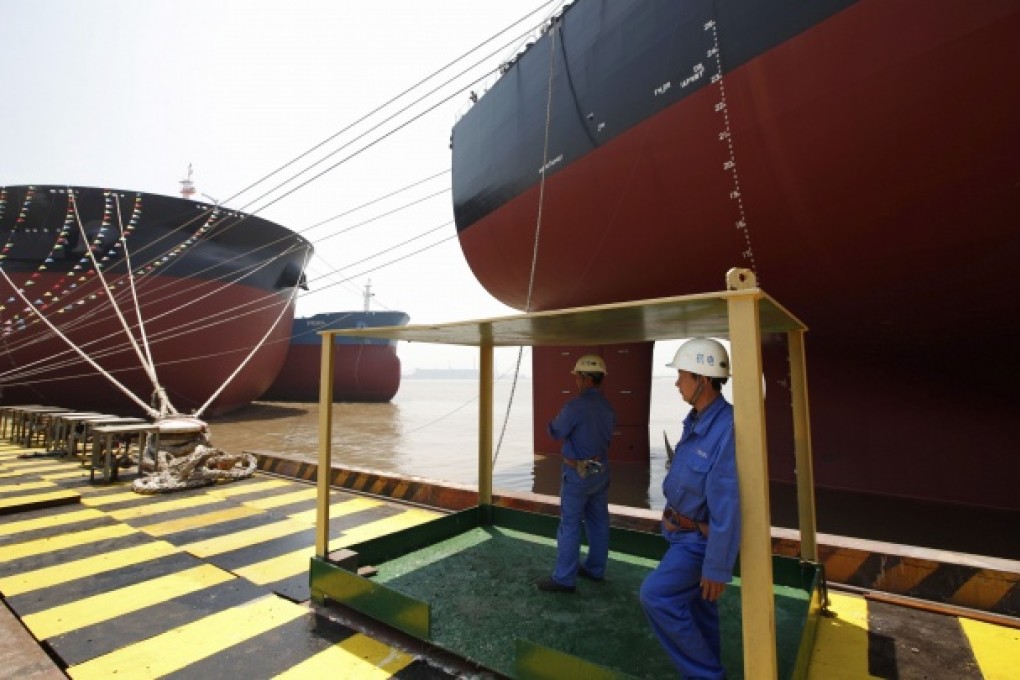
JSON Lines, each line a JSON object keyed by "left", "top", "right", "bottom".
{"left": 316, "top": 331, "right": 335, "bottom": 558}
{"left": 788, "top": 329, "right": 819, "bottom": 562}
{"left": 478, "top": 342, "right": 494, "bottom": 506}
{"left": 727, "top": 290, "right": 778, "bottom": 680}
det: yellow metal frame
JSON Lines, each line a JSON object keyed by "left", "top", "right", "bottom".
{"left": 314, "top": 268, "right": 818, "bottom": 679}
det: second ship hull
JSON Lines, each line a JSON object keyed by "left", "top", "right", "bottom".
{"left": 451, "top": 1, "right": 1020, "bottom": 512}
{"left": 263, "top": 311, "right": 410, "bottom": 403}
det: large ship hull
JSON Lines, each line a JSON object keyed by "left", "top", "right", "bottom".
{"left": 0, "top": 186, "right": 312, "bottom": 416}
{"left": 451, "top": 1, "right": 1020, "bottom": 512}
{"left": 262, "top": 311, "right": 409, "bottom": 403}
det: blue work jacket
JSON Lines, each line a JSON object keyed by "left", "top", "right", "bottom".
{"left": 547, "top": 387, "right": 615, "bottom": 462}
{"left": 662, "top": 395, "right": 741, "bottom": 583}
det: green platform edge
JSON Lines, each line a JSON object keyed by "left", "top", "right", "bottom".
{"left": 309, "top": 504, "right": 823, "bottom": 679}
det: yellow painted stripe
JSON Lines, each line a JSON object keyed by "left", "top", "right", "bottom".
{"left": 0, "top": 479, "right": 57, "bottom": 495}
{"left": 0, "top": 540, "right": 179, "bottom": 597}
{"left": 1, "top": 523, "right": 138, "bottom": 562}
{"left": 0, "top": 507, "right": 106, "bottom": 536}
{"left": 275, "top": 632, "right": 413, "bottom": 679}
{"left": 0, "top": 479, "right": 57, "bottom": 494}
{"left": 0, "top": 460, "right": 77, "bottom": 471}
{"left": 182, "top": 518, "right": 311, "bottom": 558}
{"left": 0, "top": 458, "right": 72, "bottom": 470}
{"left": 80, "top": 491, "right": 148, "bottom": 506}
{"left": 0, "top": 489, "right": 78, "bottom": 511}
{"left": 3, "top": 462, "right": 78, "bottom": 474}
{"left": 960, "top": 617, "right": 1020, "bottom": 680}
{"left": 330, "top": 508, "right": 438, "bottom": 546}
{"left": 22, "top": 564, "right": 235, "bottom": 640}
{"left": 240, "top": 487, "right": 318, "bottom": 510}
{"left": 141, "top": 504, "right": 265, "bottom": 537}
{"left": 66, "top": 594, "right": 307, "bottom": 680}
{"left": 39, "top": 468, "right": 92, "bottom": 480}
{"left": 235, "top": 509, "right": 438, "bottom": 585}
{"left": 287, "top": 496, "right": 385, "bottom": 524}
{"left": 205, "top": 478, "right": 296, "bottom": 498}
{"left": 107, "top": 493, "right": 224, "bottom": 521}
{"left": 807, "top": 592, "right": 881, "bottom": 679}
{"left": 949, "top": 572, "right": 1016, "bottom": 611}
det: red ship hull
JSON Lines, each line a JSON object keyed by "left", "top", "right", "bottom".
{"left": 453, "top": 2, "right": 1020, "bottom": 511}
{"left": 0, "top": 273, "right": 294, "bottom": 416}
{"left": 262, "top": 311, "right": 409, "bottom": 403}
{"left": 262, "top": 344, "right": 402, "bottom": 403}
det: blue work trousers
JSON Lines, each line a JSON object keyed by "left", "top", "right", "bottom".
{"left": 552, "top": 471, "right": 609, "bottom": 586}
{"left": 640, "top": 536, "right": 724, "bottom": 679}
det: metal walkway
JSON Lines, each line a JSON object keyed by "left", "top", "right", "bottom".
{"left": 2, "top": 440, "right": 1018, "bottom": 678}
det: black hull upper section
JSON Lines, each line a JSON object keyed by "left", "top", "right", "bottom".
{"left": 0, "top": 186, "right": 310, "bottom": 293}
{"left": 452, "top": 0, "right": 856, "bottom": 233}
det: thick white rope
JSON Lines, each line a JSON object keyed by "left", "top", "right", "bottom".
{"left": 112, "top": 196, "right": 176, "bottom": 416}
{"left": 0, "top": 265, "right": 159, "bottom": 417}
{"left": 70, "top": 191, "right": 169, "bottom": 414}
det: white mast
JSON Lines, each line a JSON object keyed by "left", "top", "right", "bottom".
{"left": 179, "top": 163, "right": 196, "bottom": 200}
{"left": 363, "top": 279, "right": 374, "bottom": 312}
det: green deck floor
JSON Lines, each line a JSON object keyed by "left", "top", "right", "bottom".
{"left": 314, "top": 508, "right": 819, "bottom": 679}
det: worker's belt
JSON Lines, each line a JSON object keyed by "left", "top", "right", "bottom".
{"left": 663, "top": 507, "right": 708, "bottom": 536}
{"left": 563, "top": 457, "right": 604, "bottom": 478}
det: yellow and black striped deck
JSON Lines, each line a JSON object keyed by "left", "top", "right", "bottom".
{"left": 0, "top": 442, "right": 457, "bottom": 678}
{"left": 2, "top": 441, "right": 1018, "bottom": 678}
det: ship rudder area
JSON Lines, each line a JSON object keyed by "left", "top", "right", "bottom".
{"left": 532, "top": 342, "right": 653, "bottom": 463}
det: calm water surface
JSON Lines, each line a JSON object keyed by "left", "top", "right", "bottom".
{"left": 205, "top": 377, "right": 691, "bottom": 510}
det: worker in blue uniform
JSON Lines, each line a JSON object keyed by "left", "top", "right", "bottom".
{"left": 640, "top": 338, "right": 740, "bottom": 678}
{"left": 537, "top": 354, "right": 616, "bottom": 593}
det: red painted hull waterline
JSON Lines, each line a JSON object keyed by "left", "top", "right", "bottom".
{"left": 451, "top": 1, "right": 1020, "bottom": 513}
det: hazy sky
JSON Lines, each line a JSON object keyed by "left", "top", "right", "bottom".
{"left": 0, "top": 0, "right": 681, "bottom": 373}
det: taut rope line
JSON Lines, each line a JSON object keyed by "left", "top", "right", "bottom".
{"left": 112, "top": 194, "right": 175, "bottom": 415}
{"left": 494, "top": 17, "right": 560, "bottom": 467}
{"left": 69, "top": 191, "right": 171, "bottom": 415}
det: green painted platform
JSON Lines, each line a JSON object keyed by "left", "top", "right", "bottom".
{"left": 311, "top": 505, "right": 823, "bottom": 679}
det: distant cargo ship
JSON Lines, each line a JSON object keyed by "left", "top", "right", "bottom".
{"left": 405, "top": 368, "right": 479, "bottom": 380}
{"left": 0, "top": 184, "right": 311, "bottom": 416}
{"left": 262, "top": 308, "right": 409, "bottom": 403}
{"left": 450, "top": 1, "right": 1020, "bottom": 513}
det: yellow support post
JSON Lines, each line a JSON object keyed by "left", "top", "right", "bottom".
{"left": 315, "top": 331, "right": 335, "bottom": 558}
{"left": 788, "top": 330, "right": 818, "bottom": 562}
{"left": 478, "top": 343, "right": 494, "bottom": 506}
{"left": 728, "top": 291, "right": 778, "bottom": 680}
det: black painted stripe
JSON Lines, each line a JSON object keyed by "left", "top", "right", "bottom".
{"left": 155, "top": 511, "right": 280, "bottom": 545}
{"left": 867, "top": 599, "right": 983, "bottom": 679}
{"left": 158, "top": 610, "right": 358, "bottom": 680}
{"left": 118, "top": 498, "right": 240, "bottom": 527}
{"left": 0, "top": 509, "right": 117, "bottom": 545}
{"left": 47, "top": 578, "right": 271, "bottom": 668}
{"left": 204, "top": 530, "right": 317, "bottom": 571}
{"left": 0, "top": 531, "right": 154, "bottom": 577}
{"left": 5, "top": 551, "right": 203, "bottom": 617}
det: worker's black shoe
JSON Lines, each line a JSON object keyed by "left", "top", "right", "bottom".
{"left": 577, "top": 566, "right": 604, "bottom": 582}
{"left": 536, "top": 577, "right": 575, "bottom": 593}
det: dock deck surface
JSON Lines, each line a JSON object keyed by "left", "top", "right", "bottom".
{"left": 1, "top": 440, "right": 1018, "bottom": 678}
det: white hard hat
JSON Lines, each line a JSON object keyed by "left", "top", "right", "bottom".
{"left": 666, "top": 339, "right": 730, "bottom": 378}
{"left": 572, "top": 354, "right": 607, "bottom": 375}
